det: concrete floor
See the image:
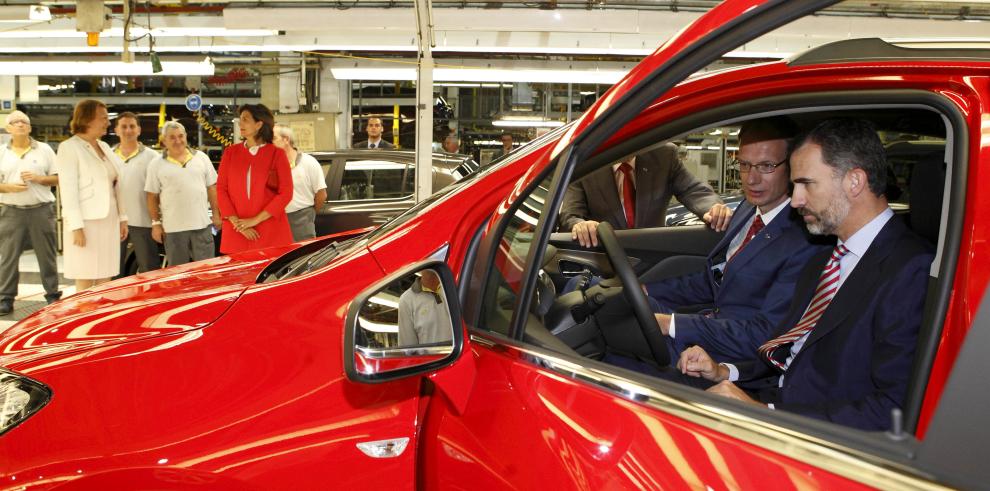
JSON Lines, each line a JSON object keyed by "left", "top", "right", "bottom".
{"left": 0, "top": 251, "right": 76, "bottom": 334}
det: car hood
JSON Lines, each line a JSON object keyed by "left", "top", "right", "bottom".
{"left": 0, "top": 251, "right": 279, "bottom": 371}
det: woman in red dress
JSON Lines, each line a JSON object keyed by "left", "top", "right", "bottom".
{"left": 216, "top": 104, "right": 294, "bottom": 254}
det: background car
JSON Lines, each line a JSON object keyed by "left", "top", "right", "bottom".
{"left": 121, "top": 150, "right": 479, "bottom": 275}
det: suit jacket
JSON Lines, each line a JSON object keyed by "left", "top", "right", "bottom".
{"left": 353, "top": 140, "right": 394, "bottom": 150}
{"left": 736, "top": 215, "right": 934, "bottom": 431}
{"left": 55, "top": 136, "right": 127, "bottom": 231}
{"left": 646, "top": 201, "right": 831, "bottom": 361}
{"left": 559, "top": 143, "right": 720, "bottom": 231}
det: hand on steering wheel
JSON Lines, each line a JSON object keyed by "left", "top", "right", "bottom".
{"left": 596, "top": 222, "right": 671, "bottom": 367}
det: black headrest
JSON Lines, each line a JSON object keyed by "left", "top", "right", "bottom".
{"left": 908, "top": 153, "right": 946, "bottom": 245}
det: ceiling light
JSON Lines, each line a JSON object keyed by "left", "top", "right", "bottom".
{"left": 331, "top": 67, "right": 628, "bottom": 84}
{"left": 0, "top": 59, "right": 215, "bottom": 76}
{"left": 0, "top": 27, "right": 278, "bottom": 39}
{"left": 493, "top": 119, "right": 564, "bottom": 128}
{"left": 0, "top": 5, "right": 50, "bottom": 22}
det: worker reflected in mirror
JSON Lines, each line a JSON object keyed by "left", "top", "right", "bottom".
{"left": 398, "top": 268, "right": 454, "bottom": 346}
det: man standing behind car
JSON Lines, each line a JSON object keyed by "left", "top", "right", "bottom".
{"left": 274, "top": 124, "right": 327, "bottom": 241}
{"left": 113, "top": 112, "right": 161, "bottom": 275}
{"left": 353, "top": 117, "right": 393, "bottom": 149}
{"left": 398, "top": 269, "right": 453, "bottom": 346}
{"left": 0, "top": 111, "right": 60, "bottom": 314}
{"left": 145, "top": 121, "right": 221, "bottom": 266}
{"left": 559, "top": 143, "right": 730, "bottom": 247}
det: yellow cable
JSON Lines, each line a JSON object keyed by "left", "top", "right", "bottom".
{"left": 194, "top": 111, "right": 233, "bottom": 147}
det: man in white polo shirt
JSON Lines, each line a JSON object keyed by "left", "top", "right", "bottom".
{"left": 113, "top": 112, "right": 161, "bottom": 275}
{"left": 0, "top": 111, "right": 60, "bottom": 314}
{"left": 273, "top": 123, "right": 327, "bottom": 241}
{"left": 145, "top": 121, "right": 221, "bottom": 266}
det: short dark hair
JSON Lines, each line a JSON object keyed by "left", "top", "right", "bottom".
{"left": 738, "top": 116, "right": 799, "bottom": 153}
{"left": 795, "top": 118, "right": 887, "bottom": 196}
{"left": 238, "top": 104, "right": 275, "bottom": 144}
{"left": 116, "top": 111, "right": 139, "bottom": 124}
{"left": 70, "top": 99, "right": 107, "bottom": 135}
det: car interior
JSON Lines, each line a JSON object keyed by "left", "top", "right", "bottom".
{"left": 474, "top": 102, "right": 958, "bottom": 437}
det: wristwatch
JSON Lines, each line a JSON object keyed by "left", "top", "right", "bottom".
{"left": 151, "top": 220, "right": 162, "bottom": 226}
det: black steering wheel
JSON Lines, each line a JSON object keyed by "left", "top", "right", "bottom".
{"left": 596, "top": 222, "right": 670, "bottom": 367}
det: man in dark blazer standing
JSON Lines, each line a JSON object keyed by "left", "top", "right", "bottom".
{"left": 559, "top": 143, "right": 728, "bottom": 247}
{"left": 647, "top": 118, "right": 830, "bottom": 362}
{"left": 678, "top": 119, "right": 934, "bottom": 432}
{"left": 353, "top": 117, "right": 394, "bottom": 149}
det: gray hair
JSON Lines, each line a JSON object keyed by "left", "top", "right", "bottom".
{"left": 4, "top": 110, "right": 29, "bottom": 126}
{"left": 161, "top": 120, "right": 186, "bottom": 137}
{"left": 273, "top": 123, "right": 295, "bottom": 147}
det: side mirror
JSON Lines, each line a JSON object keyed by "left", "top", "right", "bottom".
{"left": 344, "top": 260, "right": 463, "bottom": 383}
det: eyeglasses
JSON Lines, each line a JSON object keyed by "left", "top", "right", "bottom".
{"left": 734, "top": 158, "right": 787, "bottom": 174}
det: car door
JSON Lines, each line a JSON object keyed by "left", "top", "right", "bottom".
{"left": 416, "top": 0, "right": 925, "bottom": 488}
{"left": 319, "top": 156, "right": 416, "bottom": 235}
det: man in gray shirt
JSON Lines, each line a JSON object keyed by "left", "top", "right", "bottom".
{"left": 397, "top": 269, "right": 453, "bottom": 346}
{"left": 114, "top": 112, "right": 160, "bottom": 275}
{"left": 146, "top": 121, "right": 221, "bottom": 266}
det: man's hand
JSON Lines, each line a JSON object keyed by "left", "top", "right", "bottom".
{"left": 151, "top": 224, "right": 165, "bottom": 244}
{"left": 676, "top": 346, "right": 728, "bottom": 382}
{"left": 212, "top": 214, "right": 222, "bottom": 229}
{"left": 19, "top": 171, "right": 39, "bottom": 183}
{"left": 703, "top": 203, "right": 733, "bottom": 232}
{"left": 0, "top": 183, "right": 28, "bottom": 193}
{"left": 571, "top": 220, "right": 601, "bottom": 248}
{"left": 119, "top": 222, "right": 128, "bottom": 241}
{"left": 706, "top": 381, "right": 766, "bottom": 407}
{"left": 655, "top": 313, "right": 672, "bottom": 336}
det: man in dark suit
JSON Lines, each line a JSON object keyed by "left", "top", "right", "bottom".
{"left": 677, "top": 118, "right": 934, "bottom": 431}
{"left": 560, "top": 143, "right": 728, "bottom": 247}
{"left": 353, "top": 117, "right": 394, "bottom": 149}
{"left": 648, "top": 118, "right": 830, "bottom": 362}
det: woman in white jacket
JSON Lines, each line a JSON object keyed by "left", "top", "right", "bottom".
{"left": 56, "top": 99, "right": 128, "bottom": 291}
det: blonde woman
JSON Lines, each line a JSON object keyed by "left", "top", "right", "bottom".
{"left": 55, "top": 99, "right": 128, "bottom": 291}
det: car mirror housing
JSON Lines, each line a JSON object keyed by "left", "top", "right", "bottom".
{"left": 344, "top": 260, "right": 464, "bottom": 383}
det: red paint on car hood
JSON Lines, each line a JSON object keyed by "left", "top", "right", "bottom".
{"left": 0, "top": 252, "right": 275, "bottom": 371}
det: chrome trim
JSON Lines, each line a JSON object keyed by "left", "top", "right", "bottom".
{"left": 429, "top": 243, "right": 450, "bottom": 262}
{"left": 468, "top": 333, "right": 951, "bottom": 490}
{"left": 355, "top": 344, "right": 452, "bottom": 359}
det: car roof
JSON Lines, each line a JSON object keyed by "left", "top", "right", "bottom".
{"left": 789, "top": 38, "right": 990, "bottom": 66}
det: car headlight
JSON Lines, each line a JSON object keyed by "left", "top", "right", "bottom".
{"left": 0, "top": 368, "right": 51, "bottom": 436}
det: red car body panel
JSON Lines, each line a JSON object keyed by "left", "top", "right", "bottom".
{"left": 1, "top": 1, "right": 987, "bottom": 488}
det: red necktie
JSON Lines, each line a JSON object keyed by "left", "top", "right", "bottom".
{"left": 758, "top": 244, "right": 850, "bottom": 371}
{"left": 730, "top": 214, "right": 765, "bottom": 260}
{"left": 618, "top": 163, "right": 636, "bottom": 228}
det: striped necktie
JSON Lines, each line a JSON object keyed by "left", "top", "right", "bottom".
{"left": 758, "top": 244, "right": 850, "bottom": 371}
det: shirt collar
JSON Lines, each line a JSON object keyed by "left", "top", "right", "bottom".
{"left": 756, "top": 198, "right": 791, "bottom": 225}
{"left": 839, "top": 207, "right": 894, "bottom": 259}
{"left": 165, "top": 149, "right": 194, "bottom": 167}
{"left": 113, "top": 143, "right": 144, "bottom": 162}
{"left": 245, "top": 142, "right": 266, "bottom": 156}
{"left": 612, "top": 161, "right": 636, "bottom": 173}
{"left": 5, "top": 138, "right": 37, "bottom": 151}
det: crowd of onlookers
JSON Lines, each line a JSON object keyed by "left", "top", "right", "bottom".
{"left": 0, "top": 101, "right": 326, "bottom": 315}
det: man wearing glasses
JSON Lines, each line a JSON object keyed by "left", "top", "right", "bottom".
{"left": 641, "top": 116, "right": 832, "bottom": 363}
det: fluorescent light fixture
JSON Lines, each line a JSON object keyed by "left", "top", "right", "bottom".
{"left": 331, "top": 67, "right": 627, "bottom": 84}
{"left": 493, "top": 119, "right": 564, "bottom": 128}
{"left": 0, "top": 5, "right": 50, "bottom": 22}
{"left": 0, "top": 27, "right": 278, "bottom": 39}
{"left": 436, "top": 82, "right": 507, "bottom": 88}
{"left": 0, "top": 60, "right": 215, "bottom": 76}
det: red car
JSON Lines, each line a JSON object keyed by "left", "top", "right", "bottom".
{"left": 2, "top": 1, "right": 989, "bottom": 488}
